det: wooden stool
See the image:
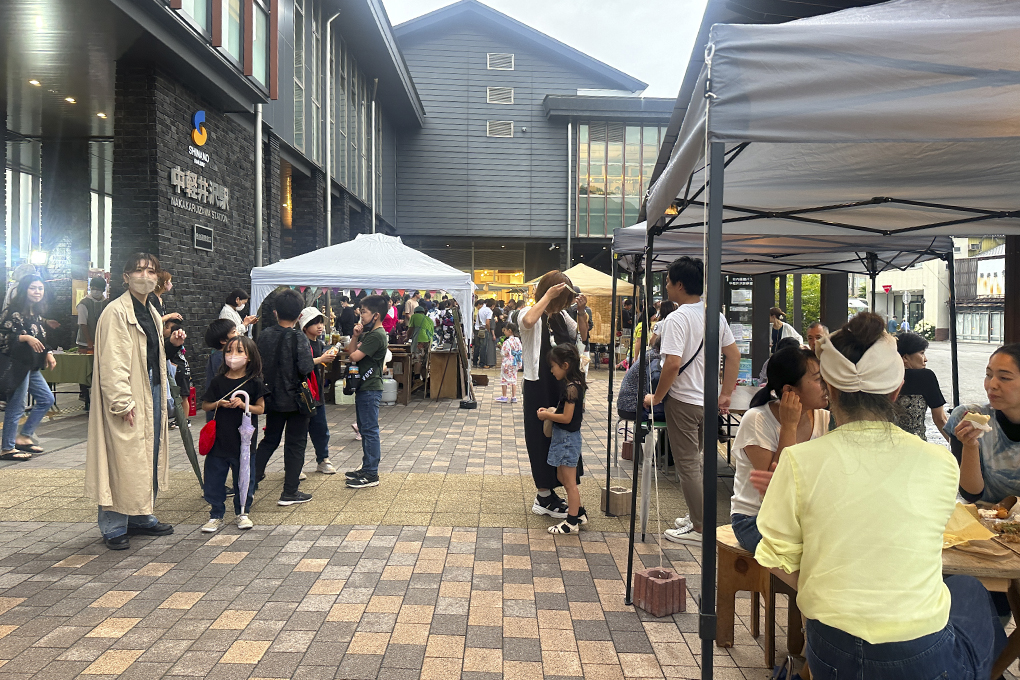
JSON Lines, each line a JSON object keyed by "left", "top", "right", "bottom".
{"left": 716, "top": 524, "right": 768, "bottom": 647}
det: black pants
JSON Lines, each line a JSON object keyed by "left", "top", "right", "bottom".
{"left": 254, "top": 411, "right": 309, "bottom": 496}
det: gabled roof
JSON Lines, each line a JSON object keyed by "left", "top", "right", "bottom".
{"left": 393, "top": 0, "right": 647, "bottom": 93}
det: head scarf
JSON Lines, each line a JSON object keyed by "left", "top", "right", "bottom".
{"left": 816, "top": 331, "right": 904, "bottom": 394}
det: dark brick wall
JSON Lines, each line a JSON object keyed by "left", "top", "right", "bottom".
{"left": 332, "top": 190, "right": 350, "bottom": 244}
{"left": 112, "top": 60, "right": 258, "bottom": 389}
{"left": 264, "top": 134, "right": 282, "bottom": 265}
{"left": 288, "top": 168, "right": 325, "bottom": 257}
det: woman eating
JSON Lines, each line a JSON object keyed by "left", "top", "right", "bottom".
{"left": 729, "top": 346, "right": 829, "bottom": 553}
{"left": 756, "top": 312, "right": 1004, "bottom": 679}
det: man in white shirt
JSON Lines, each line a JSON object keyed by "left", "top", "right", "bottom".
{"left": 644, "top": 256, "right": 740, "bottom": 546}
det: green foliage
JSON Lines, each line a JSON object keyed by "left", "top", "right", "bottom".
{"left": 915, "top": 321, "right": 937, "bottom": 342}
{"left": 775, "top": 275, "right": 821, "bottom": 336}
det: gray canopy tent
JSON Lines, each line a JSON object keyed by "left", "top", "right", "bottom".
{"left": 622, "top": 0, "right": 1020, "bottom": 676}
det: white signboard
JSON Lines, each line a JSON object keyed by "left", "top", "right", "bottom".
{"left": 977, "top": 258, "right": 1005, "bottom": 297}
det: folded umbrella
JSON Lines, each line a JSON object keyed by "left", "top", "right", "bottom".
{"left": 232, "top": 390, "right": 255, "bottom": 516}
{"left": 166, "top": 378, "right": 203, "bottom": 487}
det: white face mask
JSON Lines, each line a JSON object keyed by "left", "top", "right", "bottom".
{"left": 236, "top": 304, "right": 246, "bottom": 312}
{"left": 128, "top": 276, "right": 157, "bottom": 296}
{"left": 225, "top": 354, "right": 247, "bottom": 370}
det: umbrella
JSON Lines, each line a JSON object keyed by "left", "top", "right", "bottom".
{"left": 232, "top": 390, "right": 255, "bottom": 516}
{"left": 166, "top": 378, "right": 203, "bottom": 486}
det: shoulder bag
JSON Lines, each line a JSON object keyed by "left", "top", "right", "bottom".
{"left": 198, "top": 376, "right": 253, "bottom": 456}
{"left": 289, "top": 329, "right": 318, "bottom": 418}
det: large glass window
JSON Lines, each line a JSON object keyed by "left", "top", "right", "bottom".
{"left": 293, "top": 0, "right": 304, "bottom": 151}
{"left": 576, "top": 122, "right": 666, "bottom": 237}
{"left": 252, "top": 2, "right": 268, "bottom": 85}
{"left": 337, "top": 39, "right": 348, "bottom": 186}
{"left": 310, "top": 3, "right": 321, "bottom": 162}
{"left": 182, "top": 0, "right": 209, "bottom": 31}
{"left": 223, "top": 0, "right": 242, "bottom": 63}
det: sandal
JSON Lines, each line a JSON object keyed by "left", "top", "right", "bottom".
{"left": 0, "top": 451, "right": 31, "bottom": 461}
{"left": 548, "top": 519, "right": 581, "bottom": 534}
{"left": 15, "top": 443, "right": 43, "bottom": 454}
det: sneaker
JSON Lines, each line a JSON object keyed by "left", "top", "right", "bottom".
{"left": 168, "top": 421, "right": 178, "bottom": 430}
{"left": 664, "top": 527, "right": 703, "bottom": 546}
{"left": 317, "top": 459, "right": 336, "bottom": 475}
{"left": 351, "top": 423, "right": 362, "bottom": 441}
{"left": 201, "top": 518, "right": 222, "bottom": 533}
{"left": 674, "top": 515, "right": 693, "bottom": 531}
{"left": 344, "top": 467, "right": 365, "bottom": 479}
{"left": 236, "top": 515, "right": 254, "bottom": 530}
{"left": 299, "top": 471, "right": 307, "bottom": 481}
{"left": 510, "top": 397, "right": 518, "bottom": 403}
{"left": 278, "top": 491, "right": 313, "bottom": 506}
{"left": 225, "top": 486, "right": 235, "bottom": 498}
{"left": 532, "top": 495, "right": 568, "bottom": 519}
{"left": 346, "top": 472, "right": 380, "bottom": 489}
{"left": 494, "top": 396, "right": 508, "bottom": 403}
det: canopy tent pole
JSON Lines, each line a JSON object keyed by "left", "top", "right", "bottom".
{"left": 867, "top": 253, "right": 879, "bottom": 314}
{"left": 700, "top": 141, "right": 725, "bottom": 679}
{"left": 947, "top": 254, "right": 960, "bottom": 407}
{"left": 605, "top": 256, "right": 620, "bottom": 516}
{"left": 624, "top": 252, "right": 649, "bottom": 606}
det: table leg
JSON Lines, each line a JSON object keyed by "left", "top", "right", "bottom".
{"left": 766, "top": 574, "right": 777, "bottom": 668}
{"left": 992, "top": 579, "right": 1020, "bottom": 680}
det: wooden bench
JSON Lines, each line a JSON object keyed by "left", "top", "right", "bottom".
{"left": 716, "top": 524, "right": 803, "bottom": 666}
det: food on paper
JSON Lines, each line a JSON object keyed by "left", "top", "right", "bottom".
{"left": 993, "top": 520, "right": 1020, "bottom": 543}
{"left": 964, "top": 412, "right": 992, "bottom": 426}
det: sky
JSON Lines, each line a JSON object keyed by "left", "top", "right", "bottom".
{"left": 380, "top": 0, "right": 709, "bottom": 98}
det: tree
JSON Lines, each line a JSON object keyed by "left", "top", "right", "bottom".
{"left": 775, "top": 275, "right": 821, "bottom": 337}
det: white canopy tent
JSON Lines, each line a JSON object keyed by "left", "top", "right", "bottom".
{"left": 621, "top": 2, "right": 1020, "bottom": 675}
{"left": 250, "top": 233, "right": 476, "bottom": 340}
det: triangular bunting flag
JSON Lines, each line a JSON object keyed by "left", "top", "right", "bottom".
{"left": 354, "top": 289, "right": 362, "bottom": 296}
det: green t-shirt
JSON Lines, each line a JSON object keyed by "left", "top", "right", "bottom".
{"left": 408, "top": 312, "right": 434, "bottom": 344}
{"left": 357, "top": 326, "right": 388, "bottom": 391}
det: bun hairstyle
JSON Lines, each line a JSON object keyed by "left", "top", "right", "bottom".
{"left": 749, "top": 347, "right": 816, "bottom": 409}
{"left": 896, "top": 332, "right": 928, "bottom": 357}
{"left": 769, "top": 307, "right": 786, "bottom": 320}
{"left": 827, "top": 311, "right": 899, "bottom": 422}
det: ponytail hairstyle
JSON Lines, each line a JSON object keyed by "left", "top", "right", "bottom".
{"left": 749, "top": 347, "right": 816, "bottom": 409}
{"left": 769, "top": 307, "right": 786, "bottom": 321}
{"left": 827, "top": 311, "right": 898, "bottom": 423}
{"left": 547, "top": 342, "right": 587, "bottom": 394}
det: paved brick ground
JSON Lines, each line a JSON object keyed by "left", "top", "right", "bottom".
{"left": 0, "top": 372, "right": 1012, "bottom": 679}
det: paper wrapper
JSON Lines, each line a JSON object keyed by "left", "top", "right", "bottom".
{"left": 943, "top": 503, "right": 996, "bottom": 549}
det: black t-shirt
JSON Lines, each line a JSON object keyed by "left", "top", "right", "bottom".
{"left": 338, "top": 306, "right": 357, "bottom": 336}
{"left": 554, "top": 380, "right": 585, "bottom": 433}
{"left": 895, "top": 368, "right": 946, "bottom": 439}
{"left": 132, "top": 295, "right": 161, "bottom": 383}
{"left": 771, "top": 326, "right": 781, "bottom": 353}
{"left": 622, "top": 308, "right": 634, "bottom": 330}
{"left": 202, "top": 374, "right": 267, "bottom": 458}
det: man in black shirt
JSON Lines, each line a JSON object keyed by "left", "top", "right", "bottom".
{"left": 621, "top": 298, "right": 634, "bottom": 330}
{"left": 337, "top": 296, "right": 358, "bottom": 337}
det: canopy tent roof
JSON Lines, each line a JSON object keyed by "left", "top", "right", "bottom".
{"left": 250, "top": 233, "right": 475, "bottom": 338}
{"left": 644, "top": 0, "right": 1020, "bottom": 236}
{"left": 525, "top": 263, "right": 632, "bottom": 297}
{"left": 612, "top": 224, "right": 953, "bottom": 275}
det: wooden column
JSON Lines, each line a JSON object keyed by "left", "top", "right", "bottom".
{"left": 1006, "top": 237, "right": 1020, "bottom": 344}
{"left": 752, "top": 275, "right": 773, "bottom": 374}
{"left": 820, "top": 273, "right": 849, "bottom": 334}
{"left": 792, "top": 275, "right": 802, "bottom": 333}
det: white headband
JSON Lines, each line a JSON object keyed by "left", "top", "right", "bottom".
{"left": 816, "top": 331, "right": 904, "bottom": 394}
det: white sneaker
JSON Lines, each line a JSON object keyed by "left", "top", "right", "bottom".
{"left": 317, "top": 459, "right": 336, "bottom": 475}
{"left": 531, "top": 497, "right": 568, "bottom": 519}
{"left": 674, "top": 515, "right": 693, "bottom": 531}
{"left": 299, "top": 471, "right": 307, "bottom": 481}
{"left": 664, "top": 527, "right": 703, "bottom": 546}
{"left": 201, "top": 518, "right": 222, "bottom": 533}
{"left": 236, "top": 515, "right": 254, "bottom": 530}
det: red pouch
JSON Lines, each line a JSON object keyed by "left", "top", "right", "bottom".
{"left": 198, "top": 420, "right": 216, "bottom": 456}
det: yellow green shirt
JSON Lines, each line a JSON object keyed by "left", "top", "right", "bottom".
{"left": 754, "top": 421, "right": 959, "bottom": 644}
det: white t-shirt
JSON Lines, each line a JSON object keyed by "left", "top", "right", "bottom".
{"left": 658, "top": 301, "right": 736, "bottom": 405}
{"left": 477, "top": 305, "right": 493, "bottom": 330}
{"left": 518, "top": 307, "right": 577, "bottom": 382}
{"left": 730, "top": 404, "right": 830, "bottom": 517}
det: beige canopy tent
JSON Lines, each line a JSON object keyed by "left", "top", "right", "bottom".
{"left": 526, "top": 263, "right": 633, "bottom": 344}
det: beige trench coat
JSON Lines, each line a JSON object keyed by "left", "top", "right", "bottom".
{"left": 85, "top": 291, "right": 169, "bottom": 515}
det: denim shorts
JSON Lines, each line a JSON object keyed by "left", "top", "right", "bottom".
{"left": 547, "top": 426, "right": 581, "bottom": 468}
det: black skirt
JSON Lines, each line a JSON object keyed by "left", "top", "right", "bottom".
{"left": 523, "top": 372, "right": 583, "bottom": 490}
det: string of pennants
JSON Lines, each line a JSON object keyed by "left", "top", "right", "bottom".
{"left": 287, "top": 286, "right": 440, "bottom": 297}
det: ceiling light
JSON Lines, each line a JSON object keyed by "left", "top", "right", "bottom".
{"left": 28, "top": 79, "right": 40, "bottom": 86}
{"left": 96, "top": 112, "right": 107, "bottom": 118}
{"left": 65, "top": 97, "right": 76, "bottom": 103}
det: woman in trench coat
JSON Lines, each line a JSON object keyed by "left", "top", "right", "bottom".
{"left": 85, "top": 254, "right": 175, "bottom": 550}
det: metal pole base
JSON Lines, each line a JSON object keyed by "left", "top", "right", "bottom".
{"left": 459, "top": 399, "right": 477, "bottom": 410}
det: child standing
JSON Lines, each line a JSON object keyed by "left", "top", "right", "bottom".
{"left": 343, "top": 295, "right": 389, "bottom": 489}
{"left": 496, "top": 322, "right": 522, "bottom": 404}
{"left": 537, "top": 343, "right": 588, "bottom": 534}
{"left": 201, "top": 336, "right": 266, "bottom": 532}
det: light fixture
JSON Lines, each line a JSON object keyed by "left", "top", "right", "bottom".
{"left": 549, "top": 243, "right": 558, "bottom": 251}
{"left": 28, "top": 79, "right": 40, "bottom": 86}
{"left": 29, "top": 250, "right": 49, "bottom": 266}
{"left": 96, "top": 112, "right": 107, "bottom": 119}
{"left": 665, "top": 204, "right": 679, "bottom": 216}
{"left": 64, "top": 97, "right": 76, "bottom": 103}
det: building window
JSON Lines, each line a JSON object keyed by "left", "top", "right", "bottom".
{"left": 310, "top": 2, "right": 321, "bottom": 162}
{"left": 486, "top": 87, "right": 513, "bottom": 105}
{"left": 487, "top": 53, "right": 514, "bottom": 70}
{"left": 181, "top": 0, "right": 210, "bottom": 32}
{"left": 337, "top": 38, "right": 348, "bottom": 187}
{"left": 281, "top": 162, "right": 293, "bottom": 228}
{"left": 293, "top": 0, "right": 304, "bottom": 151}
{"left": 252, "top": 1, "right": 268, "bottom": 85}
{"left": 222, "top": 0, "right": 242, "bottom": 63}
{"left": 486, "top": 120, "right": 514, "bottom": 138}
{"left": 349, "top": 57, "right": 358, "bottom": 197}
{"left": 576, "top": 122, "right": 666, "bottom": 237}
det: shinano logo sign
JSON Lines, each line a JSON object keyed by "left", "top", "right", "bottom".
{"left": 189, "top": 110, "right": 210, "bottom": 167}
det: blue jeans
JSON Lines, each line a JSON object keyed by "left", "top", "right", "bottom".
{"left": 98, "top": 373, "right": 162, "bottom": 539}
{"left": 204, "top": 454, "right": 254, "bottom": 518}
{"left": 3, "top": 369, "right": 55, "bottom": 451}
{"left": 308, "top": 404, "right": 330, "bottom": 462}
{"left": 355, "top": 389, "right": 382, "bottom": 475}
{"left": 806, "top": 575, "right": 1006, "bottom": 680}
{"left": 730, "top": 513, "right": 762, "bottom": 554}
